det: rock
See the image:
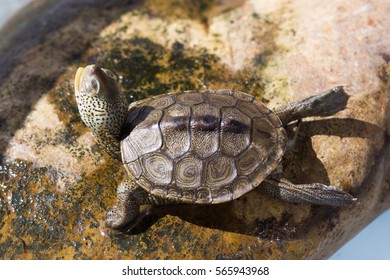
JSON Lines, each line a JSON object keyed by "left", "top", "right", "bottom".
{"left": 0, "top": 0, "right": 389, "bottom": 259}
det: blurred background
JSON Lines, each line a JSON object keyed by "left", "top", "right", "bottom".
{"left": 1, "top": 0, "right": 389, "bottom": 260}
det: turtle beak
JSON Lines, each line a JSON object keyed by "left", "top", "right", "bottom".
{"left": 75, "top": 66, "right": 85, "bottom": 93}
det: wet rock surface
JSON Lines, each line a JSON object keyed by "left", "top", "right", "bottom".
{"left": 0, "top": 0, "right": 389, "bottom": 259}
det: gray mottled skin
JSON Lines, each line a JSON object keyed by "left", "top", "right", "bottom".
{"left": 74, "top": 65, "right": 356, "bottom": 230}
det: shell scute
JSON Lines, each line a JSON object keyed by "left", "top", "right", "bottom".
{"left": 147, "top": 94, "right": 176, "bottom": 109}
{"left": 207, "top": 93, "right": 237, "bottom": 107}
{"left": 237, "top": 145, "right": 265, "bottom": 175}
{"left": 232, "top": 177, "right": 254, "bottom": 199}
{"left": 190, "top": 103, "right": 220, "bottom": 158}
{"left": 196, "top": 187, "right": 212, "bottom": 203}
{"left": 233, "top": 90, "right": 254, "bottom": 102}
{"left": 167, "top": 187, "right": 181, "bottom": 200}
{"left": 125, "top": 159, "right": 143, "bottom": 179}
{"left": 220, "top": 107, "right": 252, "bottom": 156}
{"left": 236, "top": 100, "right": 266, "bottom": 118}
{"left": 160, "top": 103, "right": 191, "bottom": 158}
{"left": 128, "top": 109, "right": 163, "bottom": 156}
{"left": 176, "top": 91, "right": 204, "bottom": 105}
{"left": 142, "top": 152, "right": 173, "bottom": 186}
{"left": 212, "top": 187, "right": 233, "bottom": 204}
{"left": 205, "top": 153, "right": 237, "bottom": 188}
{"left": 175, "top": 154, "right": 203, "bottom": 189}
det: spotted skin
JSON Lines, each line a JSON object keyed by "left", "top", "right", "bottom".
{"left": 75, "top": 65, "right": 128, "bottom": 160}
{"left": 74, "top": 65, "right": 356, "bottom": 230}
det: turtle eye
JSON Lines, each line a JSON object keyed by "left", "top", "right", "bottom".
{"left": 81, "top": 77, "right": 100, "bottom": 96}
{"left": 90, "top": 78, "right": 100, "bottom": 93}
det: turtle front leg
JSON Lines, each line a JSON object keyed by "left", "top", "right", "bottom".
{"left": 105, "top": 180, "right": 166, "bottom": 230}
{"left": 262, "top": 178, "right": 356, "bottom": 206}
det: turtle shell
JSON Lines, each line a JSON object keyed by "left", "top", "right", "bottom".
{"left": 121, "top": 89, "right": 287, "bottom": 204}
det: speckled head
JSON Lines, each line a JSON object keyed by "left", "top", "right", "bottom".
{"left": 74, "top": 65, "right": 129, "bottom": 140}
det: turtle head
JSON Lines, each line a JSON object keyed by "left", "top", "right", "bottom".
{"left": 74, "top": 65, "right": 129, "bottom": 139}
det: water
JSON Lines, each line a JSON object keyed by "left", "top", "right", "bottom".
{"left": 0, "top": 0, "right": 389, "bottom": 260}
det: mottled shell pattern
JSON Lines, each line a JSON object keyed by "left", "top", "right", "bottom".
{"left": 121, "top": 89, "right": 287, "bottom": 204}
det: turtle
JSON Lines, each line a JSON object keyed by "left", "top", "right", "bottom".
{"left": 74, "top": 64, "right": 356, "bottom": 230}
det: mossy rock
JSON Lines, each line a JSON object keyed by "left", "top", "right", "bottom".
{"left": 0, "top": 0, "right": 389, "bottom": 259}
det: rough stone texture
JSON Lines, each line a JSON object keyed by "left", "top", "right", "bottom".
{"left": 0, "top": 0, "right": 389, "bottom": 259}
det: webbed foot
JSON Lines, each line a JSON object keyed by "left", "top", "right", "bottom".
{"left": 262, "top": 178, "right": 357, "bottom": 206}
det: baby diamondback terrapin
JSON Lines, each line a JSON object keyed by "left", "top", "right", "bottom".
{"left": 74, "top": 65, "right": 356, "bottom": 230}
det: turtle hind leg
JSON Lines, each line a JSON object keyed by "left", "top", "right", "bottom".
{"left": 274, "top": 86, "right": 349, "bottom": 125}
{"left": 105, "top": 180, "right": 143, "bottom": 230}
{"left": 105, "top": 180, "right": 176, "bottom": 230}
{"left": 105, "top": 180, "right": 160, "bottom": 230}
{"left": 262, "top": 178, "right": 357, "bottom": 207}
